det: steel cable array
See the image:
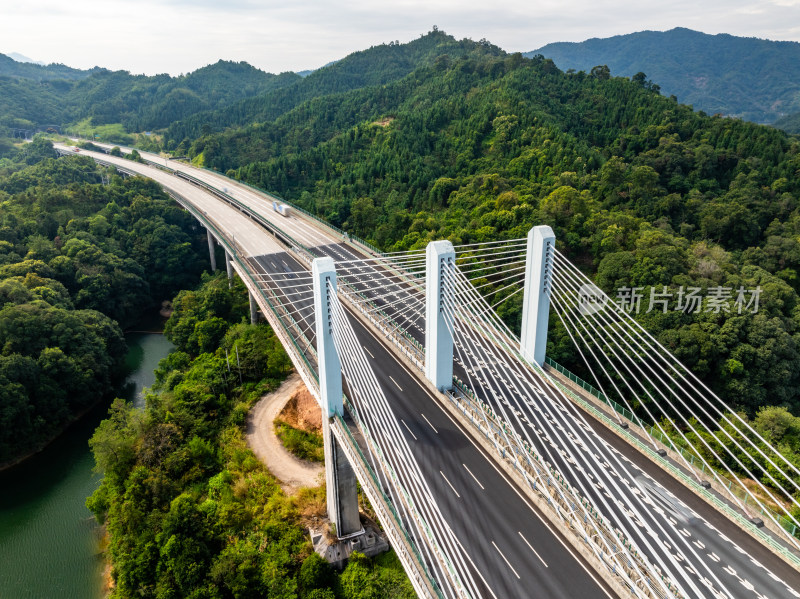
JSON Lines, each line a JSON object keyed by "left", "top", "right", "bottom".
{"left": 326, "top": 283, "right": 485, "bottom": 599}
{"left": 549, "top": 248, "right": 800, "bottom": 552}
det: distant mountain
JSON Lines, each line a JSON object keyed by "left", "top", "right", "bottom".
{"left": 7, "top": 52, "right": 42, "bottom": 64}
{"left": 773, "top": 111, "right": 800, "bottom": 134}
{"left": 0, "top": 57, "right": 300, "bottom": 132}
{"left": 527, "top": 27, "right": 800, "bottom": 125}
{"left": 0, "top": 53, "right": 93, "bottom": 81}
{"left": 164, "top": 30, "right": 504, "bottom": 146}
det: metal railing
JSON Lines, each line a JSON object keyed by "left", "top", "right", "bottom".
{"left": 543, "top": 356, "right": 800, "bottom": 565}
{"left": 447, "top": 376, "right": 678, "bottom": 599}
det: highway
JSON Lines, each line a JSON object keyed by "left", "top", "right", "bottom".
{"left": 57, "top": 144, "right": 618, "bottom": 598}
{"left": 58, "top": 142, "right": 800, "bottom": 599}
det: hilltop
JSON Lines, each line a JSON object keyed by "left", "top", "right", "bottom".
{"left": 527, "top": 27, "right": 800, "bottom": 125}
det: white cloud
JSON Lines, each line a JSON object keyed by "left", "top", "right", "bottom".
{"left": 1, "top": 0, "right": 799, "bottom": 75}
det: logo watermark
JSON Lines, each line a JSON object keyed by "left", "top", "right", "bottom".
{"left": 578, "top": 283, "right": 606, "bottom": 315}
{"left": 614, "top": 286, "right": 762, "bottom": 315}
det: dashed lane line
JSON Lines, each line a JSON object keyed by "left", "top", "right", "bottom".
{"left": 518, "top": 531, "right": 549, "bottom": 568}
{"left": 388, "top": 375, "right": 403, "bottom": 391}
{"left": 491, "top": 540, "right": 521, "bottom": 579}
{"left": 400, "top": 419, "right": 417, "bottom": 441}
{"left": 421, "top": 413, "right": 438, "bottom": 434}
{"left": 463, "top": 463, "right": 485, "bottom": 490}
{"left": 440, "top": 470, "right": 461, "bottom": 498}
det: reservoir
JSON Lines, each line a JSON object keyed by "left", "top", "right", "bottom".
{"left": 0, "top": 331, "right": 173, "bottom": 598}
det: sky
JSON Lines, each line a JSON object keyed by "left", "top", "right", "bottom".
{"left": 3, "top": 0, "right": 800, "bottom": 76}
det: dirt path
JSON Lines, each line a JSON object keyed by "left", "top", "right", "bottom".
{"left": 246, "top": 373, "right": 324, "bottom": 494}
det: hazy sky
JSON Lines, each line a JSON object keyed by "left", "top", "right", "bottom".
{"left": 4, "top": 0, "right": 800, "bottom": 75}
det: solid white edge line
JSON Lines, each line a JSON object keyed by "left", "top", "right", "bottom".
{"left": 518, "top": 531, "right": 549, "bottom": 568}
{"left": 440, "top": 470, "right": 461, "bottom": 498}
{"left": 463, "top": 463, "right": 485, "bottom": 490}
{"left": 355, "top": 320, "right": 618, "bottom": 599}
{"left": 491, "top": 540, "right": 521, "bottom": 579}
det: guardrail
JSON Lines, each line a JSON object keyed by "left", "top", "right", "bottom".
{"left": 184, "top": 162, "right": 384, "bottom": 256}
{"left": 543, "top": 356, "right": 800, "bottom": 567}
{"left": 70, "top": 148, "right": 463, "bottom": 597}
{"left": 447, "top": 376, "right": 678, "bottom": 599}
{"left": 335, "top": 407, "right": 444, "bottom": 599}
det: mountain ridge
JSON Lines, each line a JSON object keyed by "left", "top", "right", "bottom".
{"left": 527, "top": 27, "right": 800, "bottom": 125}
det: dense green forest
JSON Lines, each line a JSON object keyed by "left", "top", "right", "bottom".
{"left": 0, "top": 52, "right": 96, "bottom": 81}
{"left": 527, "top": 27, "right": 800, "bottom": 125}
{"left": 88, "top": 273, "right": 414, "bottom": 599}
{"left": 0, "top": 138, "right": 207, "bottom": 465}
{"left": 162, "top": 32, "right": 505, "bottom": 149}
{"left": 173, "top": 34, "right": 800, "bottom": 424}
{"left": 775, "top": 111, "right": 800, "bottom": 134}
{"left": 0, "top": 59, "right": 299, "bottom": 137}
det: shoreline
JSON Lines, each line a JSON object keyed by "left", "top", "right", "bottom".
{"left": 0, "top": 326, "right": 167, "bottom": 473}
{"left": 0, "top": 400, "right": 108, "bottom": 473}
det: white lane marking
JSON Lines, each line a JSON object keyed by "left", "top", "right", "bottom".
{"left": 708, "top": 552, "right": 720, "bottom": 562}
{"left": 462, "top": 463, "right": 484, "bottom": 490}
{"left": 363, "top": 346, "right": 375, "bottom": 359}
{"left": 421, "top": 413, "right": 438, "bottom": 433}
{"left": 388, "top": 375, "right": 403, "bottom": 391}
{"left": 491, "top": 540, "right": 521, "bottom": 579}
{"left": 400, "top": 419, "right": 417, "bottom": 441}
{"left": 518, "top": 531, "right": 548, "bottom": 567}
{"left": 440, "top": 470, "right": 460, "bottom": 498}
{"left": 356, "top": 322, "right": 614, "bottom": 599}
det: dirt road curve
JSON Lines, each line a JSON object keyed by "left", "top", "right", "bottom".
{"left": 246, "top": 373, "right": 324, "bottom": 493}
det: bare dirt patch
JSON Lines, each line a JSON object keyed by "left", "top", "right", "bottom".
{"left": 277, "top": 386, "right": 322, "bottom": 433}
{"left": 245, "top": 373, "right": 323, "bottom": 494}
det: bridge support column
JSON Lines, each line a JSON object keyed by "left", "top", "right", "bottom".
{"left": 249, "top": 291, "right": 259, "bottom": 324}
{"left": 312, "top": 257, "right": 361, "bottom": 539}
{"left": 206, "top": 229, "right": 217, "bottom": 272}
{"left": 520, "top": 225, "right": 555, "bottom": 366}
{"left": 425, "top": 240, "right": 455, "bottom": 391}
{"left": 226, "top": 251, "right": 234, "bottom": 286}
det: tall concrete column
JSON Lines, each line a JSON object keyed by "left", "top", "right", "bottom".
{"left": 425, "top": 240, "right": 455, "bottom": 391}
{"left": 312, "top": 257, "right": 361, "bottom": 538}
{"left": 206, "top": 229, "right": 217, "bottom": 272}
{"left": 249, "top": 291, "right": 259, "bottom": 325}
{"left": 520, "top": 225, "right": 555, "bottom": 366}
{"left": 226, "top": 251, "right": 234, "bottom": 286}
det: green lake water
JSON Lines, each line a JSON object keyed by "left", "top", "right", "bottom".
{"left": 0, "top": 331, "right": 173, "bottom": 598}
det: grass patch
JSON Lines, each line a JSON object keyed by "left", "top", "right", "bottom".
{"left": 275, "top": 418, "right": 324, "bottom": 462}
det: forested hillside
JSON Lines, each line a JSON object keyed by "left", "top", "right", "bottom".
{"left": 0, "top": 138, "right": 207, "bottom": 465}
{"left": 775, "top": 112, "right": 800, "bottom": 134}
{"left": 4, "top": 26, "right": 800, "bottom": 482}
{"left": 88, "top": 273, "right": 415, "bottom": 599}
{"left": 163, "top": 30, "right": 504, "bottom": 149}
{"left": 178, "top": 34, "right": 800, "bottom": 422}
{"left": 527, "top": 27, "right": 800, "bottom": 125}
{"left": 0, "top": 52, "right": 94, "bottom": 81}
{"left": 0, "top": 58, "right": 299, "bottom": 135}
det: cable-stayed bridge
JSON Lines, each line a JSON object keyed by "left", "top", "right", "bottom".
{"left": 55, "top": 142, "right": 800, "bottom": 599}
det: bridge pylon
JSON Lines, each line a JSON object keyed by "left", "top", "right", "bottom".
{"left": 424, "top": 240, "right": 455, "bottom": 391}
{"left": 206, "top": 229, "right": 217, "bottom": 271}
{"left": 520, "top": 225, "right": 555, "bottom": 366}
{"left": 311, "top": 257, "right": 362, "bottom": 539}
{"left": 225, "top": 251, "right": 234, "bottom": 285}
{"left": 248, "top": 291, "right": 259, "bottom": 324}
